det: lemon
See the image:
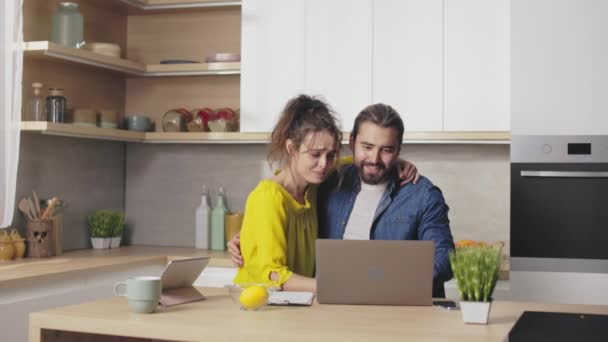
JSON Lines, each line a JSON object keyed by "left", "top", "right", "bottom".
{"left": 239, "top": 285, "right": 268, "bottom": 310}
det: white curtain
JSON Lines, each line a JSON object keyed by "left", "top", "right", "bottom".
{"left": 0, "top": 0, "right": 23, "bottom": 227}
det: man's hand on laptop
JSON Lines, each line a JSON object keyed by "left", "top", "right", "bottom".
{"left": 227, "top": 233, "right": 243, "bottom": 267}
{"left": 398, "top": 159, "right": 420, "bottom": 186}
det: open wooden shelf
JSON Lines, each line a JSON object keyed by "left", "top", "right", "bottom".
{"left": 21, "top": 121, "right": 144, "bottom": 142}
{"left": 118, "top": 0, "right": 241, "bottom": 11}
{"left": 21, "top": 122, "right": 510, "bottom": 144}
{"left": 144, "top": 131, "right": 270, "bottom": 144}
{"left": 145, "top": 62, "right": 240, "bottom": 76}
{"left": 24, "top": 41, "right": 240, "bottom": 77}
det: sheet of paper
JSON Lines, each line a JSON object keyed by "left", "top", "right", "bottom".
{"left": 268, "top": 291, "right": 314, "bottom": 306}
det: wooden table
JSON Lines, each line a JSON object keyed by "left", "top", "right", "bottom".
{"left": 29, "top": 287, "right": 608, "bottom": 342}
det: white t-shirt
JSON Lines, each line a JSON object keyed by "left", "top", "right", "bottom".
{"left": 342, "top": 182, "right": 388, "bottom": 240}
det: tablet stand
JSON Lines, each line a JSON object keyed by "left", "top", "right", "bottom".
{"left": 160, "top": 287, "right": 206, "bottom": 307}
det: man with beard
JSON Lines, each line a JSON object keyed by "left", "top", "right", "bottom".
{"left": 229, "top": 103, "right": 454, "bottom": 297}
{"left": 317, "top": 103, "right": 454, "bottom": 297}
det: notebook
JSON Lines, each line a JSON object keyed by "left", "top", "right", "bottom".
{"left": 268, "top": 291, "right": 314, "bottom": 306}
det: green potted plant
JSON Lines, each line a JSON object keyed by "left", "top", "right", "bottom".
{"left": 110, "top": 213, "right": 125, "bottom": 248}
{"left": 88, "top": 210, "right": 124, "bottom": 249}
{"left": 449, "top": 242, "right": 502, "bottom": 324}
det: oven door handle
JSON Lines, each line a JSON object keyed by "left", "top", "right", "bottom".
{"left": 520, "top": 171, "right": 608, "bottom": 178}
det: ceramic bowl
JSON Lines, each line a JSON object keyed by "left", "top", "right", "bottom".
{"left": 124, "top": 115, "right": 152, "bottom": 132}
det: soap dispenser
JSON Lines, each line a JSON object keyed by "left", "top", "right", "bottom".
{"left": 195, "top": 185, "right": 211, "bottom": 249}
{"left": 210, "top": 187, "right": 228, "bottom": 250}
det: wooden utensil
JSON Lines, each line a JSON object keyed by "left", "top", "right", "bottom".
{"left": 27, "top": 197, "right": 38, "bottom": 219}
{"left": 32, "top": 191, "right": 42, "bottom": 219}
{"left": 18, "top": 198, "right": 33, "bottom": 220}
{"left": 41, "top": 197, "right": 58, "bottom": 220}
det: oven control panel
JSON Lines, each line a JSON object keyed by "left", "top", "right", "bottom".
{"left": 512, "top": 135, "right": 608, "bottom": 163}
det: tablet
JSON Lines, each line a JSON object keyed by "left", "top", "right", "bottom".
{"left": 159, "top": 257, "right": 210, "bottom": 307}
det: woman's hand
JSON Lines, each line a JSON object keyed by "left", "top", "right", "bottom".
{"left": 397, "top": 159, "right": 420, "bottom": 186}
{"left": 227, "top": 233, "right": 244, "bottom": 267}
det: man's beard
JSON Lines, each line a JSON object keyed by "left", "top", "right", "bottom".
{"left": 355, "top": 161, "right": 395, "bottom": 185}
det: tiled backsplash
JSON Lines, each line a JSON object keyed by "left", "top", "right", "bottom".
{"left": 10, "top": 136, "right": 508, "bottom": 252}
{"left": 126, "top": 143, "right": 510, "bottom": 251}
{"left": 12, "top": 134, "right": 125, "bottom": 250}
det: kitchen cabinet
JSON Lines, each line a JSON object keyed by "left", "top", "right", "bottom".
{"left": 444, "top": 0, "right": 510, "bottom": 132}
{"left": 241, "top": 0, "right": 509, "bottom": 136}
{"left": 21, "top": 0, "right": 510, "bottom": 143}
{"left": 373, "top": 0, "right": 509, "bottom": 132}
{"left": 373, "top": 0, "right": 443, "bottom": 132}
{"left": 305, "top": 0, "right": 373, "bottom": 132}
{"left": 511, "top": 0, "right": 608, "bottom": 135}
{"left": 241, "top": 0, "right": 373, "bottom": 133}
{"left": 240, "top": 0, "right": 307, "bottom": 132}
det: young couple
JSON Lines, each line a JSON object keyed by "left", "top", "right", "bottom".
{"left": 230, "top": 95, "right": 454, "bottom": 297}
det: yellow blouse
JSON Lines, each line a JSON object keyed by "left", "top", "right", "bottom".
{"left": 233, "top": 180, "right": 318, "bottom": 286}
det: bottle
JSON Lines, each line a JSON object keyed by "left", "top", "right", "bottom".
{"left": 46, "top": 88, "right": 67, "bottom": 123}
{"left": 210, "top": 187, "right": 228, "bottom": 251}
{"left": 51, "top": 2, "right": 84, "bottom": 48}
{"left": 195, "top": 185, "right": 211, "bottom": 249}
{"left": 26, "top": 82, "right": 46, "bottom": 121}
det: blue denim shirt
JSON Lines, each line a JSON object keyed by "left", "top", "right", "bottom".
{"left": 318, "top": 165, "right": 454, "bottom": 297}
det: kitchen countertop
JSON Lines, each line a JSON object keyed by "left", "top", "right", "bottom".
{"left": 0, "top": 245, "right": 233, "bottom": 284}
{"left": 0, "top": 245, "right": 510, "bottom": 284}
{"left": 29, "top": 287, "right": 608, "bottom": 342}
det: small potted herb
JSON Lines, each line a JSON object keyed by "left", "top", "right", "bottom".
{"left": 449, "top": 242, "right": 502, "bottom": 324}
{"left": 110, "top": 213, "right": 125, "bottom": 248}
{"left": 88, "top": 210, "right": 125, "bottom": 249}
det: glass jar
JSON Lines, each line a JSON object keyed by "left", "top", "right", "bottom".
{"left": 46, "top": 88, "right": 67, "bottom": 123}
{"left": 162, "top": 108, "right": 193, "bottom": 132}
{"left": 26, "top": 82, "right": 46, "bottom": 121}
{"left": 187, "top": 108, "right": 215, "bottom": 132}
{"left": 51, "top": 2, "right": 84, "bottom": 48}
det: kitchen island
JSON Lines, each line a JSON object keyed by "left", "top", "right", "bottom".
{"left": 1, "top": 246, "right": 233, "bottom": 342}
{"left": 29, "top": 287, "right": 608, "bottom": 342}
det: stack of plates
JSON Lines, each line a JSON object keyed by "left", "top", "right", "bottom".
{"left": 205, "top": 53, "right": 240, "bottom": 63}
{"left": 81, "top": 42, "right": 121, "bottom": 58}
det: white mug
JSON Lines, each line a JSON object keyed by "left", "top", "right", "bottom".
{"left": 114, "top": 276, "right": 161, "bottom": 314}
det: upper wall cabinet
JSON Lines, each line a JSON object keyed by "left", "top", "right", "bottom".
{"left": 240, "top": 0, "right": 307, "bottom": 132}
{"left": 241, "top": 0, "right": 372, "bottom": 133}
{"left": 305, "top": 0, "right": 373, "bottom": 132}
{"left": 241, "top": 0, "right": 510, "bottom": 133}
{"left": 373, "top": 0, "right": 443, "bottom": 132}
{"left": 511, "top": 0, "right": 608, "bottom": 135}
{"left": 444, "top": 0, "right": 510, "bottom": 132}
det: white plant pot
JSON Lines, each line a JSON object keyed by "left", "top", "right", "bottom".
{"left": 460, "top": 301, "right": 492, "bottom": 324}
{"left": 110, "top": 236, "right": 122, "bottom": 248}
{"left": 91, "top": 237, "right": 111, "bottom": 249}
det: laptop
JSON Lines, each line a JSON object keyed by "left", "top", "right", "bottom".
{"left": 159, "top": 257, "right": 209, "bottom": 307}
{"left": 315, "top": 239, "right": 434, "bottom": 305}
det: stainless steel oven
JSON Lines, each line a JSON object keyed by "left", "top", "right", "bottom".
{"left": 510, "top": 135, "right": 608, "bottom": 304}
